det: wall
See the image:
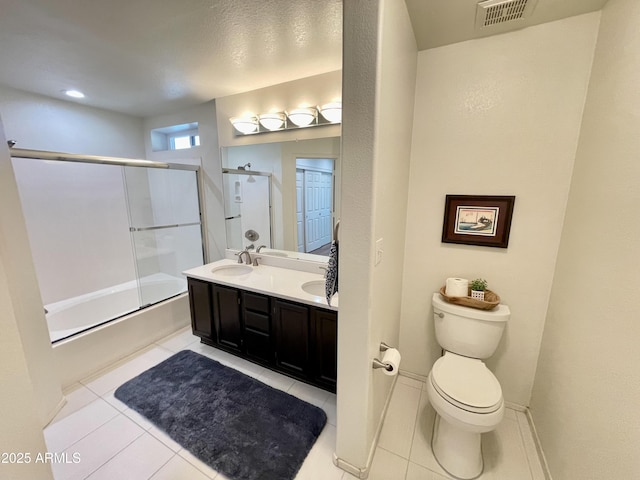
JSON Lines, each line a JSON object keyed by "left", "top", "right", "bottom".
{"left": 336, "top": 0, "right": 416, "bottom": 474}
{"left": 0, "top": 86, "right": 146, "bottom": 305}
{"left": 530, "top": 0, "right": 640, "bottom": 477}
{"left": 399, "top": 13, "right": 600, "bottom": 406}
{"left": 0, "top": 116, "right": 63, "bottom": 443}
{"left": 143, "top": 100, "right": 225, "bottom": 262}
{"left": 0, "top": 85, "right": 144, "bottom": 157}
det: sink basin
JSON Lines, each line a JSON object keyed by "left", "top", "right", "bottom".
{"left": 301, "top": 280, "right": 326, "bottom": 297}
{"left": 211, "top": 264, "right": 253, "bottom": 276}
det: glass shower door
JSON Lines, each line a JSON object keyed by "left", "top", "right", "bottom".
{"left": 123, "top": 166, "right": 204, "bottom": 307}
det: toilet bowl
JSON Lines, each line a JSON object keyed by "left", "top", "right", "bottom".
{"left": 426, "top": 352, "right": 504, "bottom": 479}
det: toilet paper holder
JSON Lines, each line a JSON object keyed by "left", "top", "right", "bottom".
{"left": 372, "top": 342, "right": 394, "bottom": 371}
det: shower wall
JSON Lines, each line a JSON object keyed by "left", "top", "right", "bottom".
{"left": 11, "top": 159, "right": 136, "bottom": 304}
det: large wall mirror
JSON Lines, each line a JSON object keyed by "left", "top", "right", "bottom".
{"left": 221, "top": 136, "right": 341, "bottom": 261}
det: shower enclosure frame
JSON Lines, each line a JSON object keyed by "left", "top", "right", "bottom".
{"left": 10, "top": 146, "right": 209, "bottom": 341}
{"left": 222, "top": 167, "right": 274, "bottom": 249}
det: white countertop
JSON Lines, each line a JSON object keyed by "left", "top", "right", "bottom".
{"left": 183, "top": 259, "right": 338, "bottom": 311}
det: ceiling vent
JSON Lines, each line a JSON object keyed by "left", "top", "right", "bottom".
{"left": 475, "top": 0, "right": 538, "bottom": 28}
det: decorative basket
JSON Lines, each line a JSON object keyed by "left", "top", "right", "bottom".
{"left": 439, "top": 286, "right": 500, "bottom": 311}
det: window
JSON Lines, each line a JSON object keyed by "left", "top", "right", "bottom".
{"left": 150, "top": 122, "right": 200, "bottom": 152}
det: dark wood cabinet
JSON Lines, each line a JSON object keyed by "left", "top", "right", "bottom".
{"left": 274, "top": 300, "right": 310, "bottom": 377}
{"left": 187, "top": 279, "right": 337, "bottom": 392}
{"left": 187, "top": 278, "right": 214, "bottom": 340}
{"left": 242, "top": 291, "right": 273, "bottom": 365}
{"left": 311, "top": 307, "right": 338, "bottom": 390}
{"left": 212, "top": 284, "right": 242, "bottom": 353}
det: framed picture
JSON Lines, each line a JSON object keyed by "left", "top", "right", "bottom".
{"left": 441, "top": 195, "right": 515, "bottom": 248}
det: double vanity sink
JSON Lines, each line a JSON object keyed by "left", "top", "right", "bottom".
{"left": 186, "top": 259, "right": 339, "bottom": 310}
{"left": 183, "top": 258, "right": 338, "bottom": 392}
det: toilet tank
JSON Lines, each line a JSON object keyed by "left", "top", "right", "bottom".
{"left": 432, "top": 293, "right": 510, "bottom": 359}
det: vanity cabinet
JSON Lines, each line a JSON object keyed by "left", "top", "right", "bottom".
{"left": 187, "top": 279, "right": 337, "bottom": 392}
{"left": 187, "top": 278, "right": 214, "bottom": 340}
{"left": 212, "top": 284, "right": 243, "bottom": 353}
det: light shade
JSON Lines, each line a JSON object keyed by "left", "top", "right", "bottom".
{"left": 318, "top": 102, "right": 342, "bottom": 123}
{"left": 286, "top": 108, "right": 317, "bottom": 127}
{"left": 230, "top": 116, "right": 258, "bottom": 134}
{"left": 258, "top": 113, "right": 286, "bottom": 131}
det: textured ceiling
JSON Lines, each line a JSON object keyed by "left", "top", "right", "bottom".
{"left": 0, "top": 0, "right": 343, "bottom": 117}
{"left": 0, "top": 0, "right": 609, "bottom": 118}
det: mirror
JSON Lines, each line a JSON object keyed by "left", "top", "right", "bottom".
{"left": 221, "top": 137, "right": 341, "bottom": 261}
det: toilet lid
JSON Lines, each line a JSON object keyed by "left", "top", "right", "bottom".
{"left": 431, "top": 353, "right": 502, "bottom": 412}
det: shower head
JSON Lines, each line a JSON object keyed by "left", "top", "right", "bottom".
{"left": 238, "top": 162, "right": 251, "bottom": 171}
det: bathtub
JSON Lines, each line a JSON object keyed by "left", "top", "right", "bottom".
{"left": 45, "top": 273, "right": 187, "bottom": 342}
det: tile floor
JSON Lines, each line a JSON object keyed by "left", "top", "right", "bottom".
{"left": 45, "top": 327, "right": 545, "bottom": 480}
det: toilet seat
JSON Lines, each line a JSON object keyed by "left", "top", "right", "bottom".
{"left": 431, "top": 352, "right": 502, "bottom": 414}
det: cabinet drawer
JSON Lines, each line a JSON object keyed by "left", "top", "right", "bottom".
{"left": 243, "top": 292, "right": 270, "bottom": 314}
{"left": 244, "top": 311, "right": 270, "bottom": 333}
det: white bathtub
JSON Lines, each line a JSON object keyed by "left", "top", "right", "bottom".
{"left": 45, "top": 273, "right": 186, "bottom": 342}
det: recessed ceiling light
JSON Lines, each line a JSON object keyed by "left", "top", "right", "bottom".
{"left": 64, "top": 90, "right": 85, "bottom": 99}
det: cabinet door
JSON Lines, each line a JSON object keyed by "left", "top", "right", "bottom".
{"left": 187, "top": 278, "right": 213, "bottom": 340}
{"left": 274, "top": 300, "right": 310, "bottom": 378}
{"left": 312, "top": 308, "right": 338, "bottom": 391}
{"left": 212, "top": 284, "right": 242, "bottom": 352}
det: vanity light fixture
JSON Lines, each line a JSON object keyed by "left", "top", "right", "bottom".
{"left": 318, "top": 102, "right": 342, "bottom": 123}
{"left": 286, "top": 107, "right": 317, "bottom": 127}
{"left": 229, "top": 101, "right": 341, "bottom": 136}
{"left": 258, "top": 113, "right": 286, "bottom": 131}
{"left": 230, "top": 116, "right": 259, "bottom": 135}
{"left": 64, "top": 89, "right": 85, "bottom": 99}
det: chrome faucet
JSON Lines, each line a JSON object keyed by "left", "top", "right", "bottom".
{"left": 236, "top": 248, "right": 252, "bottom": 264}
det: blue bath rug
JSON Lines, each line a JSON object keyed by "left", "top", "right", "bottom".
{"left": 114, "top": 350, "right": 326, "bottom": 480}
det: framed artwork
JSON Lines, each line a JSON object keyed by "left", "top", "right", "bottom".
{"left": 441, "top": 195, "right": 515, "bottom": 248}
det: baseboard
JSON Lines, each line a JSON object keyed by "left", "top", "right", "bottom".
{"left": 333, "top": 374, "right": 399, "bottom": 479}
{"left": 43, "top": 396, "right": 67, "bottom": 427}
{"left": 525, "top": 408, "right": 553, "bottom": 480}
{"left": 398, "top": 369, "right": 427, "bottom": 383}
{"left": 505, "top": 401, "right": 527, "bottom": 412}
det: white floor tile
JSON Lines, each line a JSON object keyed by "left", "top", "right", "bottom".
{"left": 177, "top": 449, "right": 219, "bottom": 479}
{"left": 406, "top": 461, "right": 450, "bottom": 480}
{"left": 378, "top": 382, "right": 422, "bottom": 459}
{"left": 256, "top": 367, "right": 296, "bottom": 392}
{"left": 322, "top": 394, "right": 337, "bottom": 426}
{"left": 409, "top": 391, "right": 451, "bottom": 477}
{"left": 51, "top": 414, "right": 144, "bottom": 480}
{"left": 44, "top": 328, "right": 545, "bottom": 480}
{"left": 45, "top": 398, "right": 119, "bottom": 454}
{"left": 397, "top": 375, "right": 425, "bottom": 390}
{"left": 155, "top": 327, "right": 199, "bottom": 353}
{"left": 516, "top": 411, "right": 546, "bottom": 480}
{"left": 149, "top": 454, "right": 212, "bottom": 480}
{"left": 368, "top": 447, "right": 408, "bottom": 480}
{"left": 288, "top": 381, "right": 331, "bottom": 408}
{"left": 52, "top": 384, "right": 99, "bottom": 423}
{"left": 295, "top": 424, "right": 344, "bottom": 480}
{"left": 86, "top": 434, "right": 173, "bottom": 480}
{"left": 148, "top": 426, "right": 183, "bottom": 452}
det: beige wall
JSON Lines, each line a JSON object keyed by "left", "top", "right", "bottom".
{"left": 336, "top": 0, "right": 416, "bottom": 473}
{"left": 399, "top": 13, "right": 600, "bottom": 406}
{"left": 0, "top": 117, "right": 62, "bottom": 462}
{"left": 530, "top": 0, "right": 640, "bottom": 477}
{"left": 143, "top": 100, "right": 226, "bottom": 262}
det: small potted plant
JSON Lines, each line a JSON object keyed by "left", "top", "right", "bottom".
{"left": 469, "top": 278, "right": 488, "bottom": 301}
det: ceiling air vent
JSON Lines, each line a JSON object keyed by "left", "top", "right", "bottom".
{"left": 476, "top": 0, "right": 538, "bottom": 28}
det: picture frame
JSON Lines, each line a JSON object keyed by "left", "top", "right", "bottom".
{"left": 441, "top": 195, "right": 515, "bottom": 248}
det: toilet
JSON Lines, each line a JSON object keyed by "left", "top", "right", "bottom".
{"left": 426, "top": 292, "right": 510, "bottom": 480}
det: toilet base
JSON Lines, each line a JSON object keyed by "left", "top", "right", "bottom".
{"left": 432, "top": 415, "right": 483, "bottom": 480}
